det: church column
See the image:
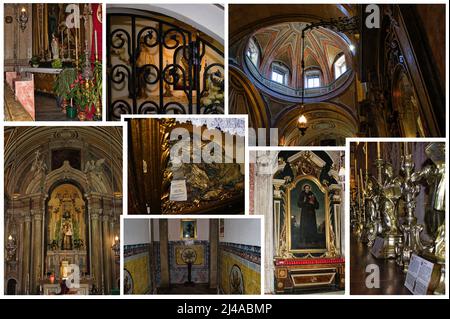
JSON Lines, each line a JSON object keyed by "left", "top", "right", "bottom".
{"left": 209, "top": 219, "right": 218, "bottom": 289}
{"left": 159, "top": 219, "right": 170, "bottom": 288}
{"left": 102, "top": 211, "right": 112, "bottom": 294}
{"left": 22, "top": 212, "right": 32, "bottom": 294}
{"left": 110, "top": 216, "right": 119, "bottom": 290}
{"left": 31, "top": 209, "right": 43, "bottom": 294}
{"left": 255, "top": 151, "right": 278, "bottom": 294}
{"left": 90, "top": 207, "right": 102, "bottom": 291}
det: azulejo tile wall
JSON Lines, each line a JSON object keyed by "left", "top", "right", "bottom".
{"left": 169, "top": 240, "right": 210, "bottom": 284}
{"left": 219, "top": 242, "right": 261, "bottom": 295}
{"left": 124, "top": 244, "right": 152, "bottom": 294}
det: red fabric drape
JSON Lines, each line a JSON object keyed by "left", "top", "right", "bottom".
{"left": 91, "top": 4, "right": 102, "bottom": 61}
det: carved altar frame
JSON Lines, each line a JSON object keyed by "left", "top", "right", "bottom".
{"left": 285, "top": 175, "right": 331, "bottom": 255}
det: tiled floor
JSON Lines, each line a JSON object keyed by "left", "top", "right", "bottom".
{"left": 350, "top": 235, "right": 411, "bottom": 295}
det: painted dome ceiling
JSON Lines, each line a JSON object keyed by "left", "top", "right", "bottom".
{"left": 250, "top": 22, "right": 351, "bottom": 87}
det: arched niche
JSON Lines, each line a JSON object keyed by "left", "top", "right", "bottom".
{"left": 44, "top": 182, "right": 90, "bottom": 278}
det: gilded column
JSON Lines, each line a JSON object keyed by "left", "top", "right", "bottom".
{"left": 22, "top": 212, "right": 32, "bottom": 294}
{"left": 102, "top": 212, "right": 112, "bottom": 294}
{"left": 109, "top": 216, "right": 118, "bottom": 289}
{"left": 90, "top": 209, "right": 102, "bottom": 291}
{"left": 31, "top": 210, "right": 43, "bottom": 294}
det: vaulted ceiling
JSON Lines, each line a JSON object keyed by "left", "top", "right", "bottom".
{"left": 252, "top": 22, "right": 351, "bottom": 87}
{"left": 4, "top": 127, "right": 123, "bottom": 196}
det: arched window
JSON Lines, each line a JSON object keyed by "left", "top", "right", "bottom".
{"left": 271, "top": 61, "right": 289, "bottom": 85}
{"left": 246, "top": 37, "right": 260, "bottom": 67}
{"left": 304, "top": 68, "right": 322, "bottom": 88}
{"left": 333, "top": 53, "right": 347, "bottom": 79}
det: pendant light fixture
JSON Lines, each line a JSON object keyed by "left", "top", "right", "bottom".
{"left": 297, "top": 29, "right": 308, "bottom": 136}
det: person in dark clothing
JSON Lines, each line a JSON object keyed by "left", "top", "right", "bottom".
{"left": 298, "top": 184, "right": 320, "bottom": 246}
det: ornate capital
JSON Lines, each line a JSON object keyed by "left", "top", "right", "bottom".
{"left": 256, "top": 151, "right": 279, "bottom": 175}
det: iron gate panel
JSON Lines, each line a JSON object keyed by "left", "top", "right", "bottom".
{"left": 107, "top": 13, "right": 224, "bottom": 120}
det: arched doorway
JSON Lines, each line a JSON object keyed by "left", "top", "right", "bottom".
{"left": 7, "top": 278, "right": 17, "bottom": 295}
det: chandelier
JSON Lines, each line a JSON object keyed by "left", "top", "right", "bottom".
{"left": 296, "top": 15, "right": 359, "bottom": 138}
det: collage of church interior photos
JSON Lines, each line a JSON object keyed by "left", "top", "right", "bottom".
{"left": 1, "top": 2, "right": 447, "bottom": 298}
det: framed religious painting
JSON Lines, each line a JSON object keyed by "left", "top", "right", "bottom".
{"left": 286, "top": 175, "right": 330, "bottom": 254}
{"left": 180, "top": 219, "right": 197, "bottom": 240}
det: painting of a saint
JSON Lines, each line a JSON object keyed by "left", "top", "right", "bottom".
{"left": 181, "top": 220, "right": 197, "bottom": 240}
{"left": 289, "top": 177, "right": 328, "bottom": 252}
{"left": 298, "top": 184, "right": 320, "bottom": 244}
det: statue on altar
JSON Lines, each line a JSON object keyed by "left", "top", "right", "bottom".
{"left": 381, "top": 163, "right": 402, "bottom": 235}
{"left": 47, "top": 184, "right": 85, "bottom": 251}
{"left": 61, "top": 216, "right": 73, "bottom": 250}
{"left": 51, "top": 34, "right": 60, "bottom": 60}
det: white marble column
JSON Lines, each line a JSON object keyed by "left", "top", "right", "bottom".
{"left": 255, "top": 151, "right": 278, "bottom": 294}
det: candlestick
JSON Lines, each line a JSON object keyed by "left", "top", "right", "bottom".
{"left": 67, "top": 29, "right": 70, "bottom": 60}
{"left": 377, "top": 142, "right": 381, "bottom": 159}
{"left": 94, "top": 30, "right": 98, "bottom": 60}
{"left": 359, "top": 167, "right": 366, "bottom": 224}
{"left": 403, "top": 142, "right": 409, "bottom": 157}
{"left": 354, "top": 157, "right": 357, "bottom": 185}
{"left": 359, "top": 168, "right": 364, "bottom": 195}
{"left": 75, "top": 28, "right": 78, "bottom": 66}
{"left": 365, "top": 142, "right": 368, "bottom": 172}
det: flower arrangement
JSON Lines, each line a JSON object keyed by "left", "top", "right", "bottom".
{"left": 66, "top": 58, "right": 102, "bottom": 120}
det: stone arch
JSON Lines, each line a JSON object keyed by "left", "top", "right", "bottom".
{"left": 276, "top": 102, "right": 358, "bottom": 146}
{"left": 229, "top": 65, "right": 271, "bottom": 130}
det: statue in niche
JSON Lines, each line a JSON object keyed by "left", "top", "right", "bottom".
{"left": 51, "top": 34, "right": 60, "bottom": 60}
{"left": 47, "top": 184, "right": 85, "bottom": 251}
{"left": 61, "top": 220, "right": 73, "bottom": 250}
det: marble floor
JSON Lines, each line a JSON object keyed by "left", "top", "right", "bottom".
{"left": 350, "top": 235, "right": 411, "bottom": 295}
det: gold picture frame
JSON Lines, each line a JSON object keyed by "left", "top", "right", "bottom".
{"left": 286, "top": 175, "right": 330, "bottom": 254}
{"left": 180, "top": 219, "right": 197, "bottom": 240}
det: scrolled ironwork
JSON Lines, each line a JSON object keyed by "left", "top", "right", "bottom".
{"left": 111, "top": 99, "right": 132, "bottom": 120}
{"left": 137, "top": 26, "right": 159, "bottom": 48}
{"left": 107, "top": 13, "right": 224, "bottom": 118}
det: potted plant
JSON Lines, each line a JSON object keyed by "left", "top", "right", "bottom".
{"left": 53, "top": 68, "right": 77, "bottom": 117}
{"left": 30, "top": 55, "right": 40, "bottom": 68}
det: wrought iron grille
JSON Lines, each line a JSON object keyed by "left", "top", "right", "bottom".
{"left": 107, "top": 13, "right": 224, "bottom": 120}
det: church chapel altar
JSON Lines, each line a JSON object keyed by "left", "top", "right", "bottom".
{"left": 4, "top": 3, "right": 102, "bottom": 121}
{"left": 4, "top": 127, "right": 123, "bottom": 295}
